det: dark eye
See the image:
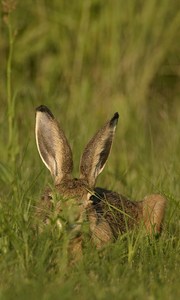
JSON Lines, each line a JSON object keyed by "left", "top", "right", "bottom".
{"left": 89, "top": 195, "right": 94, "bottom": 201}
{"left": 90, "top": 194, "right": 98, "bottom": 204}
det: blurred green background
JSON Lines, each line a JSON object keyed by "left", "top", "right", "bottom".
{"left": 0, "top": 0, "right": 179, "bottom": 299}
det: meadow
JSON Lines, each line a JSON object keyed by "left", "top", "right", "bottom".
{"left": 0, "top": 0, "right": 180, "bottom": 299}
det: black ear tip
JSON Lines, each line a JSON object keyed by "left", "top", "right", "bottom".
{"left": 110, "top": 112, "right": 119, "bottom": 126}
{"left": 114, "top": 112, "right": 119, "bottom": 119}
{"left": 36, "top": 105, "right": 54, "bottom": 118}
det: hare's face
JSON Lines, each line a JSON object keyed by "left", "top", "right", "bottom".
{"left": 56, "top": 178, "right": 91, "bottom": 208}
{"left": 50, "top": 178, "right": 91, "bottom": 229}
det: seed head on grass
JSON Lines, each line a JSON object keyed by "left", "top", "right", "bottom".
{"left": 2, "top": 0, "right": 17, "bottom": 14}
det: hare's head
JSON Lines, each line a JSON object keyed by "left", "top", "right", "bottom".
{"left": 35, "top": 105, "right": 119, "bottom": 210}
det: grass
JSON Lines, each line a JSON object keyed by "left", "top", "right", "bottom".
{"left": 0, "top": 0, "right": 180, "bottom": 299}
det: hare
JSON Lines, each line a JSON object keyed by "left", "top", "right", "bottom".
{"left": 35, "top": 105, "right": 166, "bottom": 253}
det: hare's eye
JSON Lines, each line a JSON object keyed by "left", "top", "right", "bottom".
{"left": 88, "top": 192, "right": 101, "bottom": 205}
{"left": 87, "top": 192, "right": 98, "bottom": 202}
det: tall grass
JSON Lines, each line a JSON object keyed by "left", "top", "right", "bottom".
{"left": 0, "top": 0, "right": 179, "bottom": 299}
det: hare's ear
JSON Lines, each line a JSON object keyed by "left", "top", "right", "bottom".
{"left": 35, "top": 105, "right": 73, "bottom": 184}
{"left": 79, "top": 112, "right": 119, "bottom": 188}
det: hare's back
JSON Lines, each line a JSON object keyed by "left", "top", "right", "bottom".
{"left": 91, "top": 187, "right": 142, "bottom": 237}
